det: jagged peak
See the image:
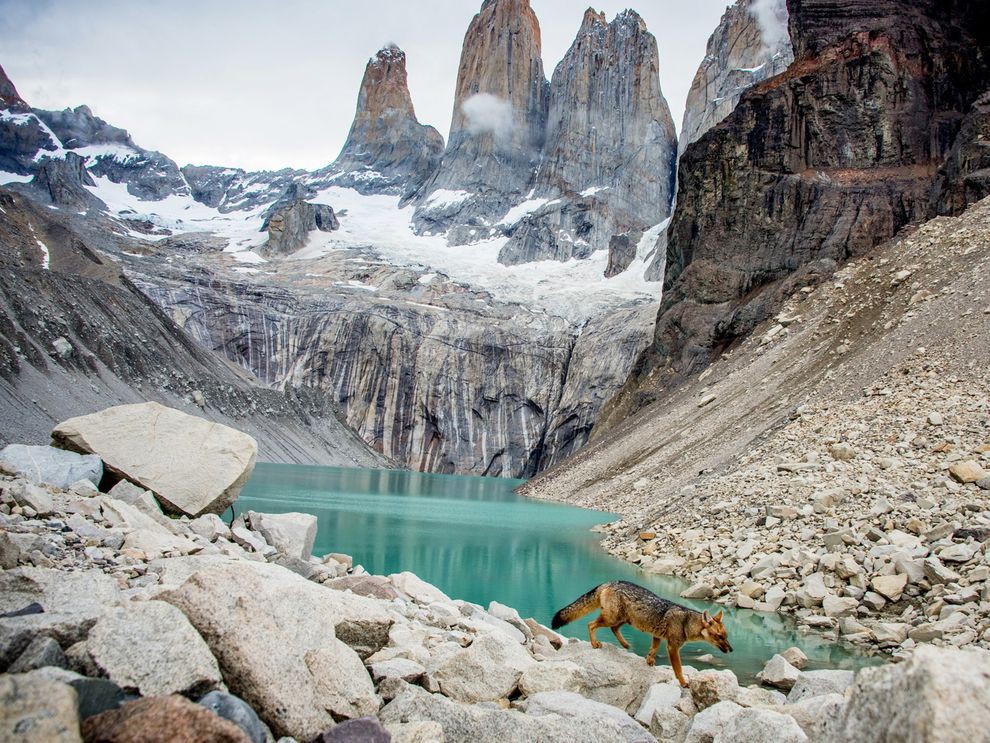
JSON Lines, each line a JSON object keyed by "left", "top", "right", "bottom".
{"left": 370, "top": 44, "right": 406, "bottom": 66}
{"left": 581, "top": 8, "right": 607, "bottom": 29}
{"left": 613, "top": 8, "right": 648, "bottom": 32}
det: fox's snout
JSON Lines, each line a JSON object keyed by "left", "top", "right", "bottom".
{"left": 721, "top": 641, "right": 734, "bottom": 653}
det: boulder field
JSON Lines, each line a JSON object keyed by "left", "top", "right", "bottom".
{"left": 2, "top": 433, "right": 989, "bottom": 741}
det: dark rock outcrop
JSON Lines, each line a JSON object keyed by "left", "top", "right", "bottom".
{"left": 324, "top": 46, "right": 444, "bottom": 197}
{"left": 498, "top": 10, "right": 677, "bottom": 268}
{"left": 412, "top": 0, "right": 550, "bottom": 241}
{"left": 931, "top": 90, "right": 990, "bottom": 215}
{"left": 0, "top": 63, "right": 29, "bottom": 113}
{"left": 641, "top": 0, "right": 990, "bottom": 388}
{"left": 0, "top": 63, "right": 60, "bottom": 175}
{"left": 261, "top": 187, "right": 339, "bottom": 255}
{"left": 182, "top": 165, "right": 306, "bottom": 213}
{"left": 678, "top": 0, "right": 793, "bottom": 158}
{"left": 30, "top": 153, "right": 98, "bottom": 209}
{"left": 35, "top": 105, "right": 189, "bottom": 201}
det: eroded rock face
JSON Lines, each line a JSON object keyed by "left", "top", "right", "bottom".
{"left": 498, "top": 10, "right": 677, "bottom": 267}
{"left": 0, "top": 63, "right": 59, "bottom": 175}
{"left": 678, "top": 0, "right": 793, "bottom": 158}
{"left": 30, "top": 153, "right": 98, "bottom": 209}
{"left": 647, "top": 0, "right": 990, "bottom": 382}
{"left": 413, "top": 0, "right": 549, "bottom": 240}
{"left": 326, "top": 46, "right": 444, "bottom": 198}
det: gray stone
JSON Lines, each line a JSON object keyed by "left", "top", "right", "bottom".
{"left": 0, "top": 445, "right": 102, "bottom": 489}
{"left": 247, "top": 511, "right": 317, "bottom": 561}
{"left": 189, "top": 513, "right": 231, "bottom": 542}
{"left": 787, "top": 670, "right": 855, "bottom": 703}
{"left": 0, "top": 566, "right": 120, "bottom": 616}
{"left": 385, "top": 720, "right": 446, "bottom": 743}
{"left": 684, "top": 700, "right": 744, "bottom": 743}
{"left": 519, "top": 641, "right": 674, "bottom": 713}
{"left": 310, "top": 717, "right": 391, "bottom": 743}
{"left": 198, "top": 690, "right": 267, "bottom": 743}
{"left": 389, "top": 571, "right": 452, "bottom": 604}
{"left": 756, "top": 654, "right": 801, "bottom": 691}
{"left": 713, "top": 707, "right": 808, "bottom": 743}
{"left": 370, "top": 658, "right": 426, "bottom": 683}
{"left": 6, "top": 481, "right": 54, "bottom": 516}
{"left": 838, "top": 645, "right": 990, "bottom": 742}
{"left": 432, "top": 630, "right": 536, "bottom": 703}
{"left": 780, "top": 693, "right": 846, "bottom": 741}
{"left": 634, "top": 682, "right": 684, "bottom": 726}
{"left": 0, "top": 531, "right": 23, "bottom": 569}
{"left": 27, "top": 666, "right": 128, "bottom": 721}
{"left": 0, "top": 671, "right": 81, "bottom": 742}
{"left": 52, "top": 402, "right": 258, "bottom": 517}
{"left": 83, "top": 600, "right": 223, "bottom": 697}
{"left": 521, "top": 690, "right": 657, "bottom": 743}
{"left": 158, "top": 559, "right": 386, "bottom": 739}
{"left": 380, "top": 684, "right": 649, "bottom": 743}
{"left": 7, "top": 634, "right": 67, "bottom": 673}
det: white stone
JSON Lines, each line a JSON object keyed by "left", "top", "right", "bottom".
{"left": 52, "top": 402, "right": 257, "bottom": 517}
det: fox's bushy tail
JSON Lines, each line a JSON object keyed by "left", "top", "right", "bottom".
{"left": 551, "top": 585, "right": 602, "bottom": 629}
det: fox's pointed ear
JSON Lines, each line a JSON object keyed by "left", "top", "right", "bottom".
{"left": 702, "top": 611, "right": 710, "bottom": 622}
{"left": 713, "top": 610, "right": 724, "bottom": 623}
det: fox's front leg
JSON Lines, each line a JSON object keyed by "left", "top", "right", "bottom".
{"left": 669, "top": 643, "right": 688, "bottom": 688}
{"left": 646, "top": 636, "right": 661, "bottom": 666}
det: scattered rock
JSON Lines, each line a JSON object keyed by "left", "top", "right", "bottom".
{"left": 247, "top": 511, "right": 317, "bottom": 561}
{"left": 787, "top": 670, "right": 855, "bottom": 703}
{"left": 713, "top": 707, "right": 808, "bottom": 743}
{"left": 756, "top": 654, "right": 801, "bottom": 690}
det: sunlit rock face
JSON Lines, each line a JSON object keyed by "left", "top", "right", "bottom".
{"left": 412, "top": 0, "right": 550, "bottom": 242}
{"left": 497, "top": 9, "right": 677, "bottom": 267}
{"left": 323, "top": 46, "right": 445, "bottom": 198}
{"left": 678, "top": 0, "right": 794, "bottom": 158}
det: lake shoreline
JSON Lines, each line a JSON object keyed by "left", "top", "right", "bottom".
{"left": 3, "top": 461, "right": 978, "bottom": 742}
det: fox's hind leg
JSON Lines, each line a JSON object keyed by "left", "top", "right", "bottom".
{"left": 611, "top": 624, "right": 630, "bottom": 649}
{"left": 646, "top": 635, "right": 661, "bottom": 665}
{"left": 588, "top": 614, "right": 607, "bottom": 648}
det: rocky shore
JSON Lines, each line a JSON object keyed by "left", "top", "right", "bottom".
{"left": 525, "top": 197, "right": 990, "bottom": 666}
{"left": 2, "top": 405, "right": 990, "bottom": 741}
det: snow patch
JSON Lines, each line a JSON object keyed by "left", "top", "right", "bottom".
{"left": 580, "top": 186, "right": 609, "bottom": 197}
{"left": 423, "top": 189, "right": 472, "bottom": 210}
{"left": 0, "top": 171, "right": 32, "bottom": 185}
{"left": 498, "top": 198, "right": 551, "bottom": 226}
{"left": 36, "top": 239, "right": 50, "bottom": 269}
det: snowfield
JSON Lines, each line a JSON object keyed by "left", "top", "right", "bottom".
{"left": 78, "top": 171, "right": 661, "bottom": 323}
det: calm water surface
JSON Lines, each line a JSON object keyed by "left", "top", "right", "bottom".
{"left": 238, "top": 463, "right": 876, "bottom": 682}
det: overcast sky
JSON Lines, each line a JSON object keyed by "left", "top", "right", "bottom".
{"left": 1, "top": 0, "right": 733, "bottom": 171}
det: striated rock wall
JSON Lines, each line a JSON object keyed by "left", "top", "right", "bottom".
{"left": 638, "top": 0, "right": 990, "bottom": 390}
{"left": 0, "top": 191, "right": 387, "bottom": 467}
{"left": 136, "top": 268, "right": 655, "bottom": 478}
{"left": 678, "top": 0, "right": 793, "bottom": 158}
{"left": 498, "top": 10, "right": 677, "bottom": 266}
{"left": 412, "top": 0, "right": 550, "bottom": 242}
{"left": 324, "top": 46, "right": 444, "bottom": 198}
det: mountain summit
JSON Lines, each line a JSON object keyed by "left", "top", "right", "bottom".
{"left": 328, "top": 45, "right": 444, "bottom": 197}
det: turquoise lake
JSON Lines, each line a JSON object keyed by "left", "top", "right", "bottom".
{"left": 237, "top": 463, "right": 876, "bottom": 683}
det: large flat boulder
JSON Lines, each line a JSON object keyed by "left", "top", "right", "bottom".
{"left": 0, "top": 567, "right": 120, "bottom": 616}
{"left": 52, "top": 402, "right": 257, "bottom": 517}
{"left": 157, "top": 559, "right": 390, "bottom": 740}
{"left": 837, "top": 645, "right": 990, "bottom": 742}
{"left": 0, "top": 444, "right": 102, "bottom": 489}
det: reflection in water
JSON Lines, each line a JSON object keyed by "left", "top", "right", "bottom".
{"left": 238, "top": 463, "right": 877, "bottom": 683}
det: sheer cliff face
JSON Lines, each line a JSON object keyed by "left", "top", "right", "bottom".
{"left": 0, "top": 63, "right": 29, "bottom": 113}
{"left": 643, "top": 0, "right": 990, "bottom": 383}
{"left": 327, "top": 46, "right": 444, "bottom": 197}
{"left": 498, "top": 9, "right": 677, "bottom": 266}
{"left": 678, "top": 0, "right": 794, "bottom": 158}
{"left": 412, "top": 0, "right": 550, "bottom": 241}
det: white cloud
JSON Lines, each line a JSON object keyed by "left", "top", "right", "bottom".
{"left": 462, "top": 93, "right": 514, "bottom": 143}
{"left": 748, "top": 0, "right": 791, "bottom": 53}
